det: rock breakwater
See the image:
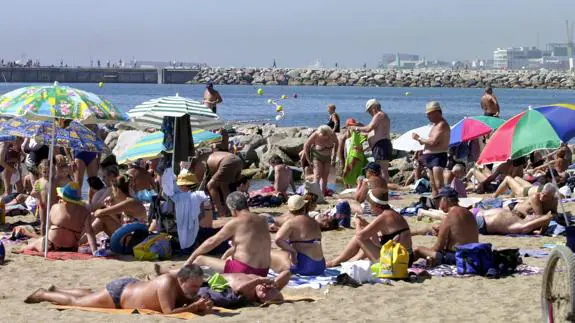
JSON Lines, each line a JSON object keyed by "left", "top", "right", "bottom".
{"left": 192, "top": 68, "right": 575, "bottom": 89}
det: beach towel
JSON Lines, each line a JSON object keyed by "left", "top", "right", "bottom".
{"left": 410, "top": 264, "right": 542, "bottom": 278}
{"left": 51, "top": 305, "right": 236, "bottom": 320}
{"left": 343, "top": 132, "right": 367, "bottom": 186}
{"left": 13, "top": 249, "right": 101, "bottom": 260}
{"left": 267, "top": 267, "right": 392, "bottom": 289}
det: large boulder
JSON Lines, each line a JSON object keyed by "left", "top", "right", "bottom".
{"left": 274, "top": 137, "right": 307, "bottom": 160}
{"left": 260, "top": 146, "right": 294, "bottom": 168}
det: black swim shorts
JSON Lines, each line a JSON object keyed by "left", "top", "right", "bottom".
{"left": 423, "top": 152, "right": 448, "bottom": 170}
{"left": 372, "top": 139, "right": 393, "bottom": 161}
{"left": 436, "top": 250, "right": 456, "bottom": 265}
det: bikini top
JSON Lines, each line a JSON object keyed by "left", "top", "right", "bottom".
{"left": 379, "top": 227, "right": 410, "bottom": 245}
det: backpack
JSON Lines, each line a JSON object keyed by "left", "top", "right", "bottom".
{"left": 455, "top": 243, "right": 494, "bottom": 276}
{"left": 492, "top": 248, "right": 522, "bottom": 277}
{"left": 371, "top": 240, "right": 410, "bottom": 279}
{"left": 133, "top": 233, "right": 172, "bottom": 261}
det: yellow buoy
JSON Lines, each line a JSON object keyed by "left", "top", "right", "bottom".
{"left": 98, "top": 82, "right": 104, "bottom": 88}
{"left": 257, "top": 88, "right": 264, "bottom": 95}
{"left": 281, "top": 95, "right": 288, "bottom": 100}
{"left": 276, "top": 105, "right": 283, "bottom": 112}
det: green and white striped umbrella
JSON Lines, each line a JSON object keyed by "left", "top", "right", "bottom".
{"left": 127, "top": 94, "right": 224, "bottom": 130}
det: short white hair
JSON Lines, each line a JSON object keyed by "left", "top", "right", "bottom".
{"left": 317, "top": 125, "right": 333, "bottom": 136}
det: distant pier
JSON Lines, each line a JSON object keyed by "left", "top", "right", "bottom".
{"left": 0, "top": 67, "right": 200, "bottom": 84}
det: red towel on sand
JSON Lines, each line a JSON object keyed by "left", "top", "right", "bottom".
{"left": 13, "top": 249, "right": 97, "bottom": 260}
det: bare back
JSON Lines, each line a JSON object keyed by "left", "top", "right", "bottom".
{"left": 367, "top": 111, "right": 391, "bottom": 147}
{"left": 375, "top": 210, "right": 412, "bottom": 250}
{"left": 283, "top": 215, "right": 324, "bottom": 260}
{"left": 481, "top": 94, "right": 499, "bottom": 115}
{"left": 274, "top": 165, "right": 293, "bottom": 194}
{"left": 121, "top": 275, "right": 186, "bottom": 312}
{"left": 48, "top": 202, "right": 90, "bottom": 248}
{"left": 229, "top": 214, "right": 272, "bottom": 269}
{"left": 437, "top": 206, "right": 478, "bottom": 251}
{"left": 423, "top": 119, "right": 450, "bottom": 154}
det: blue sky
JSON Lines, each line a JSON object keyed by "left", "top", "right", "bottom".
{"left": 1, "top": 0, "right": 573, "bottom": 67}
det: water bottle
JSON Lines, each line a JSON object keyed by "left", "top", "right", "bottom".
{"left": 0, "top": 241, "right": 5, "bottom": 265}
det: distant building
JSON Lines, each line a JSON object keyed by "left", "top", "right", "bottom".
{"left": 492, "top": 46, "right": 551, "bottom": 69}
{"left": 378, "top": 53, "right": 420, "bottom": 68}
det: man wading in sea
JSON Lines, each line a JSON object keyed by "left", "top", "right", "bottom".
{"left": 412, "top": 101, "right": 451, "bottom": 197}
{"left": 203, "top": 81, "right": 223, "bottom": 114}
{"left": 480, "top": 87, "right": 500, "bottom": 117}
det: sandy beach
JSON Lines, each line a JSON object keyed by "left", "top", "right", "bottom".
{"left": 1, "top": 190, "right": 567, "bottom": 323}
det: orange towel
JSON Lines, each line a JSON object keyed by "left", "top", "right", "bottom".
{"left": 51, "top": 305, "right": 237, "bottom": 320}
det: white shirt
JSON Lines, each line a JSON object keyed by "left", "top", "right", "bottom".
{"left": 161, "top": 168, "right": 209, "bottom": 249}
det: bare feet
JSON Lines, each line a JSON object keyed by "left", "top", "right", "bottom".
{"left": 24, "top": 288, "right": 46, "bottom": 304}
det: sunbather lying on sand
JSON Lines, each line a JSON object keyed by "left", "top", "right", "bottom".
{"left": 267, "top": 193, "right": 338, "bottom": 232}
{"left": 326, "top": 188, "right": 412, "bottom": 267}
{"left": 24, "top": 265, "right": 212, "bottom": 315}
{"left": 417, "top": 198, "right": 555, "bottom": 236}
{"left": 412, "top": 187, "right": 478, "bottom": 266}
{"left": 155, "top": 265, "right": 285, "bottom": 307}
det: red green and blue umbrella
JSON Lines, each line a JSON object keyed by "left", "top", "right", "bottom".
{"left": 450, "top": 116, "right": 505, "bottom": 146}
{"left": 477, "top": 105, "right": 575, "bottom": 164}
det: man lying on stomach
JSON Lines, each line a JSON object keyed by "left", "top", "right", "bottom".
{"left": 24, "top": 265, "right": 213, "bottom": 315}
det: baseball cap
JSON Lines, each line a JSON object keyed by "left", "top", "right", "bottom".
{"left": 436, "top": 186, "right": 459, "bottom": 199}
{"left": 345, "top": 118, "right": 358, "bottom": 127}
{"left": 365, "top": 99, "right": 379, "bottom": 112}
{"left": 363, "top": 162, "right": 381, "bottom": 174}
{"left": 425, "top": 101, "right": 442, "bottom": 114}
{"left": 288, "top": 195, "right": 308, "bottom": 212}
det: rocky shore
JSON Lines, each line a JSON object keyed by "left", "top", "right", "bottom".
{"left": 106, "top": 123, "right": 411, "bottom": 184}
{"left": 192, "top": 67, "right": 575, "bottom": 89}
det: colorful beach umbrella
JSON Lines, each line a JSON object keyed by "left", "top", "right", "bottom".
{"left": 117, "top": 129, "right": 222, "bottom": 164}
{"left": 0, "top": 117, "right": 105, "bottom": 152}
{"left": 0, "top": 82, "right": 128, "bottom": 124}
{"left": 450, "top": 116, "right": 505, "bottom": 146}
{"left": 127, "top": 94, "right": 224, "bottom": 130}
{"left": 477, "top": 106, "right": 574, "bottom": 165}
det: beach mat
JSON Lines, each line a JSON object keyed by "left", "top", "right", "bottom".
{"left": 51, "top": 305, "right": 236, "bottom": 319}
{"left": 13, "top": 249, "right": 100, "bottom": 260}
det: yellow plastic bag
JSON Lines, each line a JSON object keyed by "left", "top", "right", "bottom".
{"left": 371, "top": 240, "right": 409, "bottom": 279}
{"left": 133, "top": 233, "right": 172, "bottom": 261}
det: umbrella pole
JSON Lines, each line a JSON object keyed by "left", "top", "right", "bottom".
{"left": 547, "top": 164, "right": 570, "bottom": 226}
{"left": 172, "top": 117, "right": 178, "bottom": 175}
{"left": 44, "top": 120, "right": 57, "bottom": 258}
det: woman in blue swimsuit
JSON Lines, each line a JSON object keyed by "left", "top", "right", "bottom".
{"left": 271, "top": 195, "right": 326, "bottom": 276}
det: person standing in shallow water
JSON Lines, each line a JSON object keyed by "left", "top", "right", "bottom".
{"left": 480, "top": 87, "right": 500, "bottom": 117}
{"left": 326, "top": 104, "right": 340, "bottom": 133}
{"left": 203, "top": 81, "right": 223, "bottom": 114}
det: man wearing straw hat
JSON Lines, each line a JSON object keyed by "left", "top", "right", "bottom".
{"left": 412, "top": 101, "right": 451, "bottom": 197}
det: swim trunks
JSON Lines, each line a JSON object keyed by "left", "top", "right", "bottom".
{"left": 423, "top": 152, "right": 448, "bottom": 170}
{"left": 436, "top": 250, "right": 456, "bottom": 265}
{"left": 74, "top": 151, "right": 98, "bottom": 166}
{"left": 483, "top": 112, "right": 498, "bottom": 117}
{"left": 224, "top": 258, "right": 269, "bottom": 277}
{"left": 290, "top": 253, "right": 326, "bottom": 276}
{"left": 371, "top": 139, "right": 393, "bottom": 162}
{"left": 106, "top": 277, "right": 139, "bottom": 309}
{"left": 475, "top": 214, "right": 488, "bottom": 235}
{"left": 211, "top": 155, "right": 243, "bottom": 185}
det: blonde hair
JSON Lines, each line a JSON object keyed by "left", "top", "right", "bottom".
{"left": 317, "top": 125, "right": 333, "bottom": 136}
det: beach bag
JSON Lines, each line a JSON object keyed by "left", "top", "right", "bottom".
{"left": 133, "top": 233, "right": 172, "bottom": 261}
{"left": 492, "top": 248, "right": 522, "bottom": 277}
{"left": 0, "top": 240, "right": 5, "bottom": 265}
{"left": 371, "top": 240, "right": 409, "bottom": 279}
{"left": 341, "top": 260, "right": 375, "bottom": 284}
{"left": 455, "top": 243, "right": 494, "bottom": 275}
